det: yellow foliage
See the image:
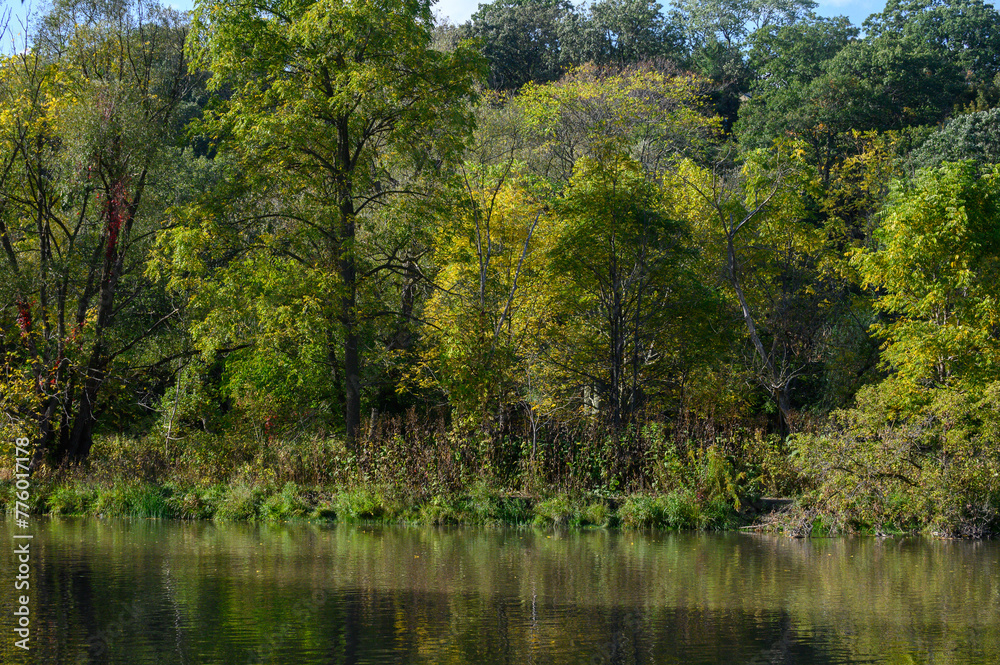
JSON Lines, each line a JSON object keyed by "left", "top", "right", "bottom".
{"left": 419, "top": 181, "right": 560, "bottom": 418}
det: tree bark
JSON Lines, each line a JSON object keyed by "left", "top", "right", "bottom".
{"left": 726, "top": 224, "right": 793, "bottom": 432}
{"left": 337, "top": 117, "right": 362, "bottom": 450}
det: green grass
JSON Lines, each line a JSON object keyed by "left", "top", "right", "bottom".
{"left": 1, "top": 475, "right": 749, "bottom": 532}
{"left": 0, "top": 427, "right": 769, "bottom": 532}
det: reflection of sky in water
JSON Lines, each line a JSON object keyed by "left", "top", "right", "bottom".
{"left": 3, "top": 0, "right": 890, "bottom": 37}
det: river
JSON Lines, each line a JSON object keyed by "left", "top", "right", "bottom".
{"left": 1, "top": 518, "right": 998, "bottom": 663}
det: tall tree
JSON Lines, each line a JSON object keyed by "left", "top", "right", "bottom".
{"left": 864, "top": 0, "right": 1000, "bottom": 95}
{"left": 671, "top": 145, "right": 823, "bottom": 430}
{"left": 515, "top": 63, "right": 720, "bottom": 186}
{"left": 549, "top": 153, "right": 714, "bottom": 427}
{"left": 187, "top": 0, "right": 482, "bottom": 447}
{"left": 416, "top": 94, "right": 553, "bottom": 427}
{"left": 671, "top": 0, "right": 814, "bottom": 50}
{"left": 560, "top": 0, "right": 684, "bottom": 69}
{"left": 854, "top": 161, "right": 1000, "bottom": 398}
{"left": 738, "top": 21, "right": 961, "bottom": 182}
{"left": 0, "top": 0, "right": 194, "bottom": 464}
{"left": 670, "top": 0, "right": 816, "bottom": 128}
{"left": 464, "top": 0, "right": 571, "bottom": 90}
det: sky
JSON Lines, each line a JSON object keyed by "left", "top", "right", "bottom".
{"left": 431, "top": 0, "right": 883, "bottom": 26}
{"left": 3, "top": 0, "right": 886, "bottom": 50}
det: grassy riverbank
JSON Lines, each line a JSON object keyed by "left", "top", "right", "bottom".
{"left": 5, "top": 410, "right": 995, "bottom": 537}
{"left": 2, "top": 476, "right": 759, "bottom": 530}
{"left": 0, "top": 422, "right": 797, "bottom": 531}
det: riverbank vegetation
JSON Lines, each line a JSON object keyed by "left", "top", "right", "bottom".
{"left": 3, "top": 0, "right": 1000, "bottom": 536}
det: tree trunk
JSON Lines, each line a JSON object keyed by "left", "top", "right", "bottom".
{"left": 337, "top": 118, "right": 362, "bottom": 449}
{"left": 726, "top": 228, "right": 793, "bottom": 433}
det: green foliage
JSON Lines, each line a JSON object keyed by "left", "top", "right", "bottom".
{"left": 516, "top": 63, "right": 721, "bottom": 184}
{"left": 532, "top": 494, "right": 575, "bottom": 526}
{"left": 548, "top": 154, "right": 721, "bottom": 424}
{"left": 169, "top": 485, "right": 222, "bottom": 520}
{"left": 0, "top": 0, "right": 199, "bottom": 463}
{"left": 260, "top": 482, "right": 310, "bottom": 522}
{"left": 693, "top": 444, "right": 746, "bottom": 510}
{"left": 419, "top": 490, "right": 532, "bottom": 526}
{"left": 418, "top": 181, "right": 555, "bottom": 420}
{"left": 214, "top": 482, "right": 264, "bottom": 522}
{"left": 561, "top": 0, "right": 684, "bottom": 68}
{"left": 739, "top": 18, "right": 962, "bottom": 173}
{"left": 854, "top": 161, "right": 1000, "bottom": 396}
{"left": 185, "top": 0, "right": 484, "bottom": 444}
{"left": 790, "top": 382, "right": 1000, "bottom": 536}
{"left": 863, "top": 0, "right": 1000, "bottom": 90}
{"left": 530, "top": 495, "right": 615, "bottom": 527}
{"left": 465, "top": 0, "right": 571, "bottom": 90}
{"left": 47, "top": 482, "right": 99, "bottom": 516}
{"left": 333, "top": 487, "right": 392, "bottom": 522}
{"left": 668, "top": 144, "right": 828, "bottom": 424}
{"left": 909, "top": 109, "right": 1000, "bottom": 171}
{"left": 671, "top": 0, "right": 816, "bottom": 51}
{"left": 581, "top": 501, "right": 613, "bottom": 527}
{"left": 737, "top": 14, "right": 858, "bottom": 153}
{"left": 618, "top": 490, "right": 699, "bottom": 529}
{"left": 11, "top": 0, "right": 1000, "bottom": 538}
{"left": 93, "top": 481, "right": 174, "bottom": 519}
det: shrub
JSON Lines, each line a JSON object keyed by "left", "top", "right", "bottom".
{"left": 532, "top": 495, "right": 575, "bottom": 527}
{"left": 789, "top": 383, "right": 1000, "bottom": 536}
{"left": 47, "top": 482, "right": 98, "bottom": 516}
{"left": 260, "top": 482, "right": 310, "bottom": 521}
{"left": 214, "top": 482, "right": 263, "bottom": 521}
{"left": 619, "top": 490, "right": 701, "bottom": 530}
{"left": 334, "top": 487, "right": 391, "bottom": 522}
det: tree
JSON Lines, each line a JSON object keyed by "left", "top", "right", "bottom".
{"left": 736, "top": 14, "right": 858, "bottom": 176}
{"left": 187, "top": 0, "right": 482, "bottom": 447}
{"left": 864, "top": 0, "right": 1000, "bottom": 93}
{"left": 795, "top": 160, "right": 1000, "bottom": 536}
{"left": 738, "top": 25, "right": 962, "bottom": 182}
{"left": 909, "top": 108, "right": 1000, "bottom": 171}
{"left": 515, "top": 63, "right": 720, "bottom": 186}
{"left": 669, "top": 0, "right": 816, "bottom": 129}
{"left": 671, "top": 0, "right": 815, "bottom": 51}
{"left": 0, "top": 0, "right": 195, "bottom": 464}
{"left": 464, "top": 0, "right": 571, "bottom": 90}
{"left": 419, "top": 180, "right": 555, "bottom": 423}
{"left": 671, "top": 145, "right": 823, "bottom": 430}
{"left": 549, "top": 153, "right": 715, "bottom": 427}
{"left": 560, "top": 0, "right": 684, "bottom": 69}
{"left": 413, "top": 92, "right": 556, "bottom": 430}
{"left": 853, "top": 161, "right": 1000, "bottom": 397}
{"left": 746, "top": 13, "right": 855, "bottom": 84}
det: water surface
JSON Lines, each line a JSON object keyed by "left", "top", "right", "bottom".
{"left": 1, "top": 519, "right": 998, "bottom": 663}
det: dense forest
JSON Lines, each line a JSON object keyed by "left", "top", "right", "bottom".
{"left": 3, "top": 0, "right": 1000, "bottom": 536}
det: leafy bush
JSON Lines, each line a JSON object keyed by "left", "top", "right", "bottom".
{"left": 214, "top": 482, "right": 263, "bottom": 521}
{"left": 619, "top": 490, "right": 700, "bottom": 529}
{"left": 334, "top": 487, "right": 391, "bottom": 522}
{"left": 581, "top": 501, "right": 612, "bottom": 527}
{"left": 533, "top": 494, "right": 575, "bottom": 527}
{"left": 47, "top": 483, "right": 98, "bottom": 516}
{"left": 260, "top": 482, "right": 310, "bottom": 521}
{"left": 790, "top": 383, "right": 1000, "bottom": 536}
